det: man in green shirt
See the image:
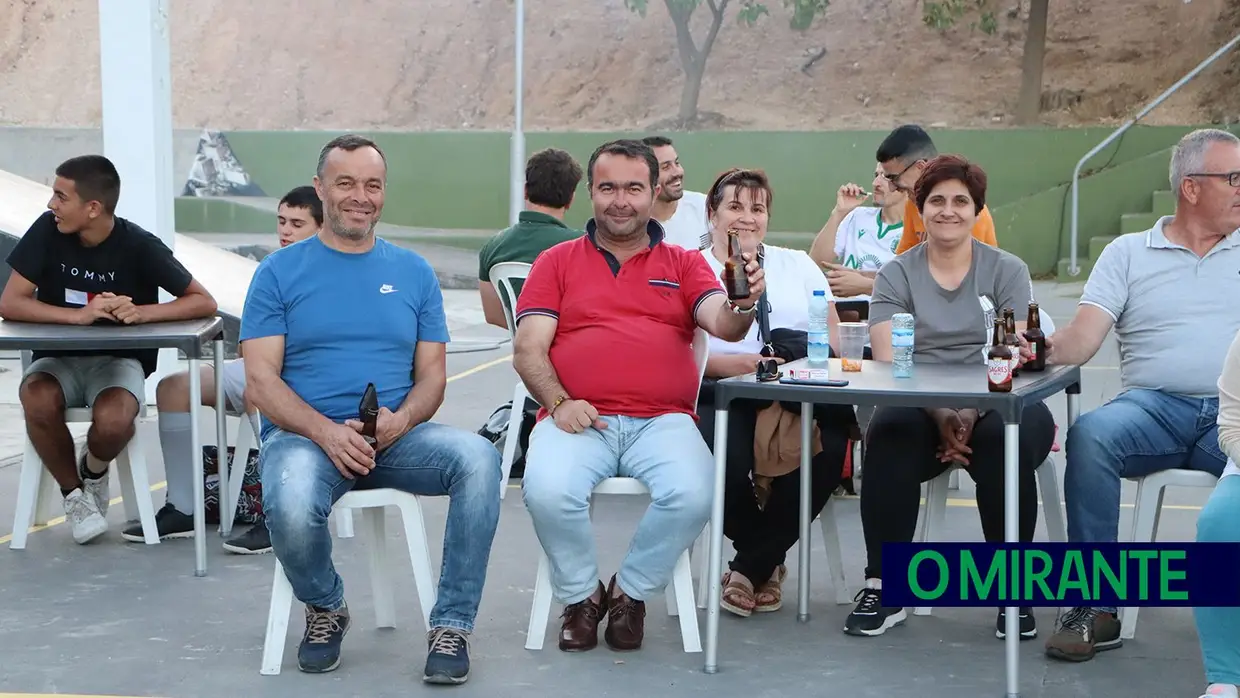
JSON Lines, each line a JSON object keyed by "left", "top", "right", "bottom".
{"left": 477, "top": 147, "right": 584, "bottom": 329}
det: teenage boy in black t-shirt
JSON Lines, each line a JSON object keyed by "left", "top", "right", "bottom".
{"left": 0, "top": 155, "right": 218, "bottom": 545}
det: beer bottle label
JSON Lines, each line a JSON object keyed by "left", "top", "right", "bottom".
{"left": 987, "top": 357, "right": 1012, "bottom": 385}
{"left": 1010, "top": 354, "right": 1020, "bottom": 373}
{"left": 1029, "top": 344, "right": 1037, "bottom": 359}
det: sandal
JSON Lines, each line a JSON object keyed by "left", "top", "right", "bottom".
{"left": 721, "top": 571, "right": 756, "bottom": 617}
{"left": 754, "top": 565, "right": 786, "bottom": 613}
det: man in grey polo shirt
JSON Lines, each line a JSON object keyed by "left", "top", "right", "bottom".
{"left": 1042, "top": 128, "right": 1240, "bottom": 663}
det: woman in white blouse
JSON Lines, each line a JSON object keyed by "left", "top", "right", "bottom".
{"left": 1194, "top": 330, "right": 1240, "bottom": 698}
{"left": 693, "top": 167, "right": 854, "bottom": 618}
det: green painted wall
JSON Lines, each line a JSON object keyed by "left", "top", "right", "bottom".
{"left": 223, "top": 126, "right": 1198, "bottom": 233}
{"left": 203, "top": 126, "right": 1235, "bottom": 276}
{"left": 990, "top": 148, "right": 1175, "bottom": 277}
{"left": 176, "top": 197, "right": 273, "bottom": 233}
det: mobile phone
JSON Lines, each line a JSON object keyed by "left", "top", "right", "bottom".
{"left": 778, "top": 376, "right": 850, "bottom": 387}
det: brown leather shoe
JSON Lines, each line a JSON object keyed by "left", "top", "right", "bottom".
{"left": 603, "top": 575, "right": 645, "bottom": 651}
{"left": 558, "top": 581, "right": 606, "bottom": 651}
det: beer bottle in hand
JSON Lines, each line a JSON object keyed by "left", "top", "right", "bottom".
{"left": 359, "top": 382, "right": 379, "bottom": 447}
{"left": 987, "top": 318, "right": 1013, "bottom": 392}
{"left": 1002, "top": 307, "right": 1021, "bottom": 377}
{"left": 722, "top": 229, "right": 751, "bottom": 301}
{"left": 1023, "top": 302, "right": 1047, "bottom": 371}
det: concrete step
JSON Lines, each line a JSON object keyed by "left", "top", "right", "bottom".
{"left": 1057, "top": 186, "right": 1164, "bottom": 281}
{"left": 1057, "top": 256, "right": 1095, "bottom": 280}
{"left": 1056, "top": 235, "right": 1118, "bottom": 281}
{"left": 1120, "top": 212, "right": 1160, "bottom": 234}
{"left": 1152, "top": 190, "right": 1175, "bottom": 216}
{"left": 1089, "top": 234, "right": 1120, "bottom": 261}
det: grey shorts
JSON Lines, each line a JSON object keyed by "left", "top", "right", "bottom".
{"left": 218, "top": 359, "right": 248, "bottom": 416}
{"left": 24, "top": 355, "right": 147, "bottom": 409}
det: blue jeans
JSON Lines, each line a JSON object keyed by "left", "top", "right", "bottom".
{"left": 1064, "top": 388, "right": 1226, "bottom": 612}
{"left": 1193, "top": 475, "right": 1240, "bottom": 687}
{"left": 261, "top": 423, "right": 502, "bottom": 633}
{"left": 521, "top": 413, "right": 713, "bottom": 604}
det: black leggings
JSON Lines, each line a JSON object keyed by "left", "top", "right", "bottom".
{"left": 859, "top": 403, "right": 1055, "bottom": 580}
{"left": 697, "top": 397, "right": 854, "bottom": 587}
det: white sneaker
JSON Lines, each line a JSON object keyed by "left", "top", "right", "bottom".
{"left": 1200, "top": 684, "right": 1239, "bottom": 698}
{"left": 63, "top": 488, "right": 108, "bottom": 544}
{"left": 78, "top": 452, "right": 110, "bottom": 517}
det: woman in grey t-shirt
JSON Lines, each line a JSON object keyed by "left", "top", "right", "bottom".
{"left": 841, "top": 155, "right": 1056, "bottom": 641}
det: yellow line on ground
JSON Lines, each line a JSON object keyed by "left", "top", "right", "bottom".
{"left": 446, "top": 354, "right": 513, "bottom": 383}
{"left": 0, "top": 694, "right": 163, "bottom": 698}
{"left": 0, "top": 355, "right": 515, "bottom": 546}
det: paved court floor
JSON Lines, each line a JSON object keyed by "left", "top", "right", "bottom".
{"left": 0, "top": 283, "right": 1215, "bottom": 698}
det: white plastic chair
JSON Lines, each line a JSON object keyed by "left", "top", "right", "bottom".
{"left": 525, "top": 476, "right": 703, "bottom": 653}
{"left": 525, "top": 327, "right": 711, "bottom": 653}
{"left": 260, "top": 488, "right": 437, "bottom": 675}
{"left": 692, "top": 405, "right": 853, "bottom": 606}
{"left": 911, "top": 456, "right": 1066, "bottom": 616}
{"left": 693, "top": 496, "right": 851, "bottom": 609}
{"left": 10, "top": 406, "right": 158, "bottom": 548}
{"left": 219, "top": 409, "right": 352, "bottom": 539}
{"left": 488, "top": 261, "right": 534, "bottom": 500}
{"left": 1118, "top": 468, "right": 1219, "bottom": 640}
{"left": 217, "top": 409, "right": 261, "bottom": 530}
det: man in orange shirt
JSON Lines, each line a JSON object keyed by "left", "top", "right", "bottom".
{"left": 876, "top": 125, "right": 999, "bottom": 254}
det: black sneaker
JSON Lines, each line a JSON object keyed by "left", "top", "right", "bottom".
{"left": 298, "top": 602, "right": 350, "bottom": 673}
{"left": 996, "top": 607, "right": 1037, "bottom": 640}
{"left": 423, "top": 627, "right": 471, "bottom": 684}
{"left": 843, "top": 587, "right": 907, "bottom": 636}
{"left": 122, "top": 503, "right": 194, "bottom": 542}
{"left": 222, "top": 519, "right": 272, "bottom": 554}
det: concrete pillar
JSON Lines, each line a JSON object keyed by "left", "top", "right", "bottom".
{"left": 98, "top": 0, "right": 178, "bottom": 400}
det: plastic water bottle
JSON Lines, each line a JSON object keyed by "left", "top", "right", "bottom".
{"left": 891, "top": 312, "right": 914, "bottom": 378}
{"left": 807, "top": 290, "right": 831, "bottom": 369}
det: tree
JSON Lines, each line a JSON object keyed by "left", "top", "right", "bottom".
{"left": 923, "top": 0, "right": 1050, "bottom": 125}
{"left": 1015, "top": 0, "right": 1050, "bottom": 125}
{"left": 624, "top": 0, "right": 830, "bottom": 127}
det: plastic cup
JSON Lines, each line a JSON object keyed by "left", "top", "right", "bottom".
{"left": 839, "top": 322, "right": 867, "bottom": 372}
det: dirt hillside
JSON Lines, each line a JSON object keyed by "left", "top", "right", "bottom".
{"left": 1, "top": 0, "right": 1239, "bottom": 130}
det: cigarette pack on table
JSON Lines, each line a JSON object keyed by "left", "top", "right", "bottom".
{"left": 789, "top": 367, "right": 830, "bottom": 381}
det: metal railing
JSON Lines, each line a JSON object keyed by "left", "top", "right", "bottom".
{"left": 1068, "top": 32, "right": 1240, "bottom": 276}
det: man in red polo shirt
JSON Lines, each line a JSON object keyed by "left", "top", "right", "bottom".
{"left": 514, "top": 139, "right": 765, "bottom": 653}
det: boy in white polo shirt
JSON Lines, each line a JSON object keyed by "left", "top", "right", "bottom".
{"left": 809, "top": 163, "right": 907, "bottom": 321}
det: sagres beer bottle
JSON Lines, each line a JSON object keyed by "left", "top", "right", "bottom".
{"left": 359, "top": 382, "right": 379, "bottom": 447}
{"left": 1002, "top": 307, "right": 1021, "bottom": 377}
{"left": 987, "top": 318, "right": 1013, "bottom": 392}
{"left": 1023, "top": 302, "right": 1047, "bottom": 372}
{"left": 722, "top": 229, "right": 751, "bottom": 301}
